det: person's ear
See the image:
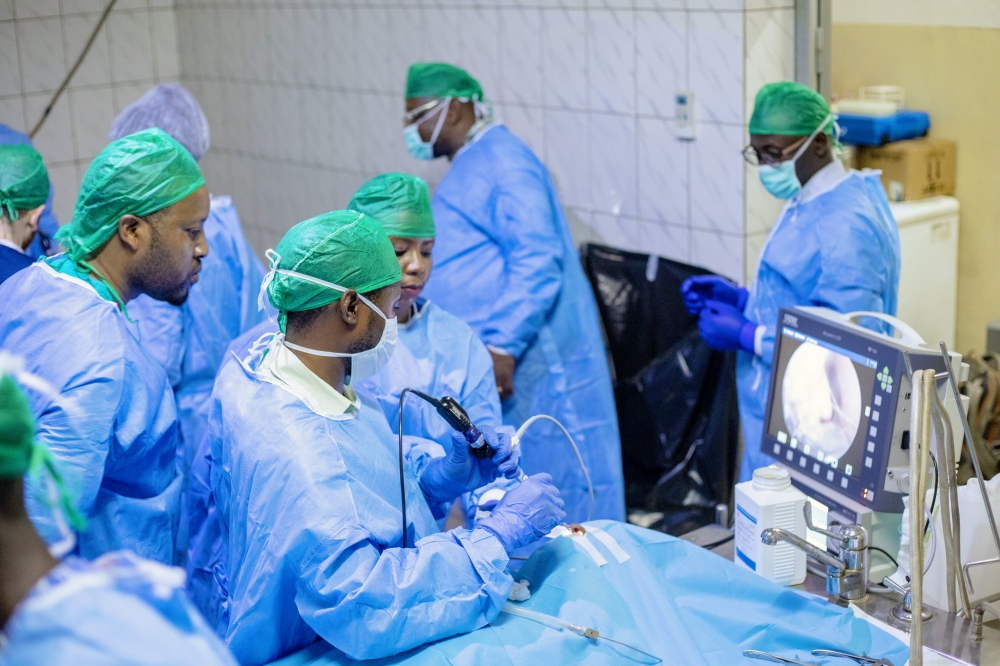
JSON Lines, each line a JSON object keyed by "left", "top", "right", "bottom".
{"left": 338, "top": 290, "right": 361, "bottom": 326}
{"left": 117, "top": 214, "right": 145, "bottom": 252}
{"left": 445, "top": 98, "right": 463, "bottom": 126}
{"left": 813, "top": 132, "right": 830, "bottom": 158}
{"left": 25, "top": 205, "right": 44, "bottom": 235}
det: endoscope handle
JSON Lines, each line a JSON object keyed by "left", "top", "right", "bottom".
{"left": 436, "top": 395, "right": 496, "bottom": 459}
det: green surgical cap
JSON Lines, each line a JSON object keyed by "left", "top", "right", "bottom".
{"left": 749, "top": 82, "right": 834, "bottom": 137}
{"left": 0, "top": 144, "right": 49, "bottom": 222}
{"left": 55, "top": 128, "right": 205, "bottom": 260}
{"left": 0, "top": 374, "right": 35, "bottom": 478}
{"left": 0, "top": 374, "right": 85, "bottom": 530}
{"left": 348, "top": 173, "right": 435, "bottom": 239}
{"left": 406, "top": 63, "right": 483, "bottom": 100}
{"left": 267, "top": 210, "right": 402, "bottom": 333}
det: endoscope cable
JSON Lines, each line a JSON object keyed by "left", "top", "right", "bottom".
{"left": 513, "top": 414, "right": 594, "bottom": 522}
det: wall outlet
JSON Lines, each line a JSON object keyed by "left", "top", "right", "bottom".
{"left": 675, "top": 92, "right": 696, "bottom": 140}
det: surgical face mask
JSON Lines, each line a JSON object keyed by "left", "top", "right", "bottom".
{"left": 284, "top": 299, "right": 397, "bottom": 385}
{"left": 257, "top": 253, "right": 398, "bottom": 384}
{"left": 756, "top": 114, "right": 832, "bottom": 200}
{"left": 403, "top": 98, "right": 450, "bottom": 161}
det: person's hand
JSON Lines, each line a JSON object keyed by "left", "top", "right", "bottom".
{"left": 697, "top": 300, "right": 758, "bottom": 353}
{"left": 490, "top": 351, "right": 515, "bottom": 402}
{"left": 477, "top": 473, "right": 566, "bottom": 554}
{"left": 680, "top": 275, "right": 749, "bottom": 315}
{"left": 419, "top": 425, "right": 515, "bottom": 503}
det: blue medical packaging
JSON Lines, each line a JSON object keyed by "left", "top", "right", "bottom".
{"left": 837, "top": 110, "right": 930, "bottom": 146}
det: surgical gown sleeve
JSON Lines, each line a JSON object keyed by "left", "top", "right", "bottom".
{"left": 296, "top": 526, "right": 511, "bottom": 661}
{"left": 475, "top": 168, "right": 564, "bottom": 359}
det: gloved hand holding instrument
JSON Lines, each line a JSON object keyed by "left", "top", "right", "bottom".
{"left": 477, "top": 473, "right": 566, "bottom": 554}
{"left": 419, "top": 424, "right": 520, "bottom": 504}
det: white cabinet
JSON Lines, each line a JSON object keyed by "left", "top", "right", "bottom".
{"left": 889, "top": 196, "right": 960, "bottom": 349}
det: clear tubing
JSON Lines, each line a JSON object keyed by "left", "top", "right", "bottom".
{"left": 499, "top": 603, "right": 662, "bottom": 663}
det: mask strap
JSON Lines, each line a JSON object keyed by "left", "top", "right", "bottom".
{"left": 269, "top": 268, "right": 388, "bottom": 321}
{"left": 257, "top": 248, "right": 282, "bottom": 313}
{"left": 282, "top": 337, "right": 352, "bottom": 359}
{"left": 426, "top": 97, "right": 451, "bottom": 148}
{"left": 790, "top": 113, "right": 834, "bottom": 163}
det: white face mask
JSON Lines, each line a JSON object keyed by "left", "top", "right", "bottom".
{"left": 258, "top": 251, "right": 398, "bottom": 384}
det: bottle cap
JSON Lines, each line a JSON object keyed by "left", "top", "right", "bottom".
{"left": 752, "top": 464, "right": 791, "bottom": 491}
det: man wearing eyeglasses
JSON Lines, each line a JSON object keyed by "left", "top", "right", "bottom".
{"left": 682, "top": 81, "right": 901, "bottom": 481}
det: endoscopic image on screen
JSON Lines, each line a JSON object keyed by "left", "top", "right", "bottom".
{"left": 781, "top": 343, "right": 862, "bottom": 465}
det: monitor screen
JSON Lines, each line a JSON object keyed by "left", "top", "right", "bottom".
{"left": 766, "top": 327, "right": 878, "bottom": 480}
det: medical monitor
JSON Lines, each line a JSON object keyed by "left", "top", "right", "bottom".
{"left": 760, "top": 307, "right": 953, "bottom": 515}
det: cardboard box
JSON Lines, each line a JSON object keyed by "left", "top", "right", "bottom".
{"left": 858, "top": 138, "right": 956, "bottom": 202}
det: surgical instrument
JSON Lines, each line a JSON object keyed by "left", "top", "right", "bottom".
{"left": 812, "top": 648, "right": 896, "bottom": 666}
{"left": 743, "top": 649, "right": 819, "bottom": 665}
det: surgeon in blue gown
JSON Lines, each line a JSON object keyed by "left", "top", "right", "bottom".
{"left": 107, "top": 84, "right": 267, "bottom": 476}
{"left": 348, "top": 172, "right": 502, "bottom": 453}
{"left": 200, "top": 210, "right": 564, "bottom": 664}
{"left": 403, "top": 62, "right": 624, "bottom": 523}
{"left": 0, "top": 129, "right": 210, "bottom": 562}
{"left": 0, "top": 124, "right": 60, "bottom": 259}
{"left": 683, "top": 82, "right": 901, "bottom": 481}
{"left": 184, "top": 175, "right": 505, "bottom": 632}
{"left": 0, "top": 374, "right": 237, "bottom": 666}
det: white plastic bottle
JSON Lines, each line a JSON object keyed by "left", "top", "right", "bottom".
{"left": 734, "top": 465, "right": 807, "bottom": 586}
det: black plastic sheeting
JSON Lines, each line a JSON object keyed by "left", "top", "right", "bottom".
{"left": 581, "top": 243, "right": 739, "bottom": 536}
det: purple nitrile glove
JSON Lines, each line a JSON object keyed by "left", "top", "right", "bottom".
{"left": 697, "top": 300, "right": 758, "bottom": 353}
{"left": 477, "top": 473, "right": 566, "bottom": 554}
{"left": 419, "top": 425, "right": 515, "bottom": 504}
{"left": 680, "top": 275, "right": 749, "bottom": 315}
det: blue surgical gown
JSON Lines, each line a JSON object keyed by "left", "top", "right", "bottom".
{"left": 130, "top": 195, "right": 267, "bottom": 471}
{"left": 208, "top": 341, "right": 512, "bottom": 664}
{"left": 0, "top": 124, "right": 60, "bottom": 259}
{"left": 185, "top": 320, "right": 276, "bottom": 633}
{"left": 738, "top": 169, "right": 901, "bottom": 481}
{"left": 423, "top": 124, "right": 624, "bottom": 522}
{"left": 356, "top": 298, "right": 502, "bottom": 451}
{"left": 0, "top": 259, "right": 181, "bottom": 563}
{"left": 0, "top": 551, "right": 237, "bottom": 666}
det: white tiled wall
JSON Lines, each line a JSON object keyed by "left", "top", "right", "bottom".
{"left": 176, "top": 1, "right": 793, "bottom": 283}
{"left": 2, "top": 1, "right": 792, "bottom": 283}
{"left": 0, "top": 0, "right": 180, "bottom": 224}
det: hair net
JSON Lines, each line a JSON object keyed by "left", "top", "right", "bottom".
{"left": 109, "top": 84, "right": 210, "bottom": 161}
{"left": 749, "top": 82, "right": 834, "bottom": 137}
{"left": 265, "top": 210, "right": 402, "bottom": 333}
{"left": 0, "top": 143, "right": 49, "bottom": 222}
{"left": 55, "top": 128, "right": 205, "bottom": 261}
{"left": 348, "top": 173, "right": 435, "bottom": 239}
{"left": 0, "top": 373, "right": 85, "bottom": 530}
{"left": 406, "top": 63, "right": 483, "bottom": 100}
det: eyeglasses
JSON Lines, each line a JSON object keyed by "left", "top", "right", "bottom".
{"left": 403, "top": 99, "right": 443, "bottom": 126}
{"left": 742, "top": 135, "right": 809, "bottom": 166}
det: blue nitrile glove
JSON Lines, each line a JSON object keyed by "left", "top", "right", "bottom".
{"left": 477, "top": 473, "right": 566, "bottom": 554}
{"left": 681, "top": 275, "right": 749, "bottom": 315}
{"left": 419, "top": 425, "right": 515, "bottom": 504}
{"left": 697, "top": 300, "right": 758, "bottom": 353}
